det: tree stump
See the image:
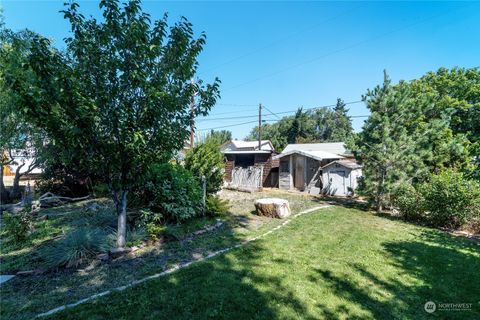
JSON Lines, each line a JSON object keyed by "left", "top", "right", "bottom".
{"left": 254, "top": 198, "right": 291, "bottom": 219}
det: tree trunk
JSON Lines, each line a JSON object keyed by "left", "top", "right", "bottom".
{"left": 116, "top": 190, "right": 128, "bottom": 248}
{"left": 0, "top": 165, "right": 6, "bottom": 204}
{"left": 11, "top": 163, "right": 25, "bottom": 200}
{"left": 376, "top": 169, "right": 385, "bottom": 212}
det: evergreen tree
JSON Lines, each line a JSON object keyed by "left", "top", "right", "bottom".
{"left": 330, "top": 98, "right": 353, "bottom": 142}
{"left": 351, "top": 71, "right": 470, "bottom": 210}
{"left": 352, "top": 72, "right": 424, "bottom": 210}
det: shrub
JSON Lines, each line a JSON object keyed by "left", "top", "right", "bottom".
{"left": 184, "top": 140, "right": 224, "bottom": 195}
{"left": 420, "top": 169, "right": 480, "bottom": 228}
{"left": 142, "top": 163, "right": 202, "bottom": 222}
{"left": 137, "top": 208, "right": 163, "bottom": 226}
{"left": 392, "top": 183, "right": 425, "bottom": 221}
{"left": 3, "top": 208, "right": 33, "bottom": 243}
{"left": 205, "top": 195, "right": 230, "bottom": 217}
{"left": 40, "top": 228, "right": 109, "bottom": 268}
{"left": 145, "top": 223, "right": 167, "bottom": 241}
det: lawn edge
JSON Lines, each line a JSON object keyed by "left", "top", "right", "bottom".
{"left": 36, "top": 205, "right": 331, "bottom": 318}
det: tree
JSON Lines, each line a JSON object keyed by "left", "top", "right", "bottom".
{"left": 202, "top": 130, "right": 232, "bottom": 145}
{"left": 287, "top": 108, "right": 310, "bottom": 144}
{"left": 0, "top": 28, "right": 44, "bottom": 202}
{"left": 5, "top": 0, "right": 220, "bottom": 247}
{"left": 330, "top": 98, "right": 353, "bottom": 142}
{"left": 246, "top": 102, "right": 353, "bottom": 151}
{"left": 350, "top": 71, "right": 470, "bottom": 211}
{"left": 410, "top": 67, "right": 480, "bottom": 178}
{"left": 184, "top": 139, "right": 224, "bottom": 195}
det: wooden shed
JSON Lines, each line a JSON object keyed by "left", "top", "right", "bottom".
{"left": 221, "top": 140, "right": 278, "bottom": 190}
{"left": 322, "top": 160, "right": 362, "bottom": 196}
{"left": 273, "top": 142, "right": 361, "bottom": 196}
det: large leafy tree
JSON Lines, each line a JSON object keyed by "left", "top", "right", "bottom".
{"left": 246, "top": 101, "right": 353, "bottom": 151}
{"left": 411, "top": 67, "right": 480, "bottom": 177}
{"left": 0, "top": 28, "right": 45, "bottom": 202}
{"left": 5, "top": 0, "right": 220, "bottom": 247}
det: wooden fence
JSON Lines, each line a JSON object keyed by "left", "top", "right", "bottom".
{"left": 227, "top": 166, "right": 263, "bottom": 192}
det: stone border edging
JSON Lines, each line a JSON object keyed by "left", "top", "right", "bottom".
{"left": 36, "top": 205, "right": 331, "bottom": 318}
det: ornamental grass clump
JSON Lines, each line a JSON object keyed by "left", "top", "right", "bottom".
{"left": 40, "top": 228, "right": 110, "bottom": 268}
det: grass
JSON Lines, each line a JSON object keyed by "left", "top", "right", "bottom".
{"left": 42, "top": 205, "right": 480, "bottom": 319}
{"left": 0, "top": 189, "right": 324, "bottom": 319}
{"left": 0, "top": 199, "right": 116, "bottom": 273}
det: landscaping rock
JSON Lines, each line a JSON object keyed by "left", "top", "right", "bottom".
{"left": 254, "top": 198, "right": 291, "bottom": 219}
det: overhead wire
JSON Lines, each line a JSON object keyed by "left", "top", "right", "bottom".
{"left": 222, "top": 5, "right": 472, "bottom": 92}
{"left": 197, "top": 99, "right": 364, "bottom": 122}
{"left": 197, "top": 100, "right": 369, "bottom": 131}
{"left": 201, "top": 4, "right": 365, "bottom": 75}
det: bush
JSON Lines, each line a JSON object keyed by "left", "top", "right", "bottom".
{"left": 40, "top": 228, "right": 109, "bottom": 268}
{"left": 205, "top": 195, "right": 230, "bottom": 217}
{"left": 392, "top": 183, "right": 425, "bottom": 221}
{"left": 184, "top": 140, "right": 224, "bottom": 195}
{"left": 138, "top": 163, "right": 202, "bottom": 223}
{"left": 420, "top": 169, "right": 480, "bottom": 228}
{"left": 3, "top": 208, "right": 33, "bottom": 243}
{"left": 145, "top": 223, "right": 167, "bottom": 241}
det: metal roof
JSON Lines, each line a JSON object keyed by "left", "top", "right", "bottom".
{"left": 282, "top": 142, "right": 349, "bottom": 155}
{"left": 273, "top": 149, "right": 343, "bottom": 161}
{"left": 221, "top": 140, "right": 275, "bottom": 153}
{"left": 322, "top": 159, "right": 362, "bottom": 170}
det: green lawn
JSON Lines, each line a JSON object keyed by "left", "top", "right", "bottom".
{"left": 44, "top": 206, "right": 480, "bottom": 320}
{"left": 0, "top": 189, "right": 325, "bottom": 319}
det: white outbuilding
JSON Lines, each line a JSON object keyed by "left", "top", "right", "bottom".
{"left": 321, "top": 160, "right": 362, "bottom": 196}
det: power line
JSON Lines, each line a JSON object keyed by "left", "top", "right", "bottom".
{"left": 197, "top": 119, "right": 277, "bottom": 131}
{"left": 201, "top": 4, "right": 365, "bottom": 75}
{"left": 263, "top": 105, "right": 281, "bottom": 119}
{"left": 197, "top": 100, "right": 364, "bottom": 122}
{"left": 223, "top": 6, "right": 470, "bottom": 92}
{"left": 215, "top": 103, "right": 258, "bottom": 107}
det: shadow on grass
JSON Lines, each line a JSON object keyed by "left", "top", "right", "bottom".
{"left": 45, "top": 237, "right": 315, "bottom": 320}
{"left": 310, "top": 229, "right": 480, "bottom": 319}
{"left": 1, "top": 210, "right": 316, "bottom": 320}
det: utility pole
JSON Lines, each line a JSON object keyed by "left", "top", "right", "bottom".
{"left": 258, "top": 103, "right": 262, "bottom": 150}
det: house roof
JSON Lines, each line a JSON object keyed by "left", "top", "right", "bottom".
{"left": 322, "top": 159, "right": 362, "bottom": 170}
{"left": 282, "top": 142, "right": 350, "bottom": 156}
{"left": 273, "top": 149, "right": 343, "bottom": 161}
{"left": 221, "top": 140, "right": 275, "bottom": 153}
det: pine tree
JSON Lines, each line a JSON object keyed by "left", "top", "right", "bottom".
{"left": 352, "top": 72, "right": 425, "bottom": 211}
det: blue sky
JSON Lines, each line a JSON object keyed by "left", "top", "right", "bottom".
{"left": 2, "top": 1, "right": 479, "bottom": 139}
